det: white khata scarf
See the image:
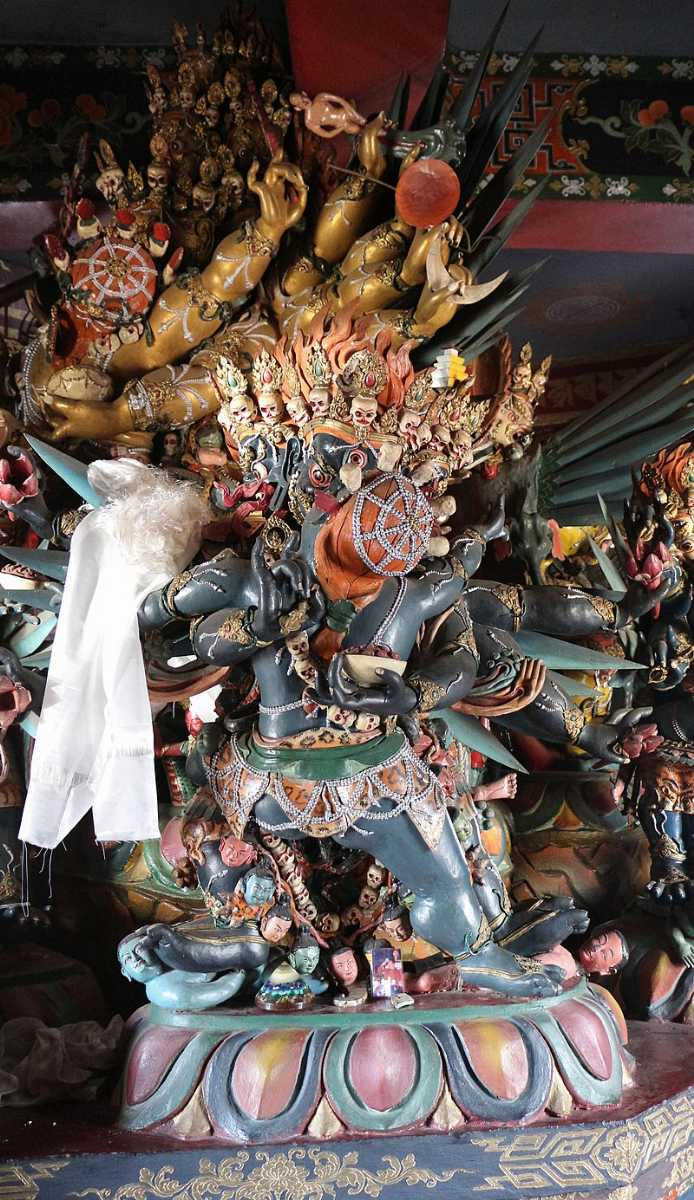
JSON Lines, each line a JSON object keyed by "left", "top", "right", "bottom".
{"left": 20, "top": 460, "right": 208, "bottom": 849}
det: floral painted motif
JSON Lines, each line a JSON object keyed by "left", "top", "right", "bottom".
{"left": 69, "top": 1151, "right": 468, "bottom": 1200}
{"left": 0, "top": 84, "right": 27, "bottom": 148}
{"left": 0, "top": 46, "right": 160, "bottom": 198}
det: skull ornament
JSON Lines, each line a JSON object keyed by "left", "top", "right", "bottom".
{"left": 350, "top": 394, "right": 378, "bottom": 431}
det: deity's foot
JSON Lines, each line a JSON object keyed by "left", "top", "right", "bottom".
{"left": 496, "top": 900, "right": 590, "bottom": 956}
{"left": 456, "top": 941, "right": 565, "bottom": 998}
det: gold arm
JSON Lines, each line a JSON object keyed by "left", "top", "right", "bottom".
{"left": 41, "top": 361, "right": 222, "bottom": 441}
{"left": 311, "top": 113, "right": 390, "bottom": 265}
{"left": 122, "top": 364, "right": 221, "bottom": 432}
{"left": 109, "top": 154, "right": 308, "bottom": 380}
{"left": 109, "top": 224, "right": 278, "bottom": 381}
{"left": 339, "top": 215, "right": 413, "bottom": 277}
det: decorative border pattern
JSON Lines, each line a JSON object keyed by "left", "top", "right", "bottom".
{"left": 5, "top": 1086, "right": 692, "bottom": 1200}
{"left": 446, "top": 47, "right": 694, "bottom": 203}
{"left": 470, "top": 1090, "right": 694, "bottom": 1193}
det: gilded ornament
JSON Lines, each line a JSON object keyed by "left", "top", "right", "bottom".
{"left": 340, "top": 350, "right": 388, "bottom": 399}
{"left": 279, "top": 600, "right": 310, "bottom": 635}
{"left": 243, "top": 219, "right": 277, "bottom": 258}
{"left": 410, "top": 674, "right": 447, "bottom": 713}
{"left": 165, "top": 567, "right": 195, "bottom": 615}
{"left": 490, "top": 583, "right": 524, "bottom": 631}
{"left": 587, "top": 594, "right": 618, "bottom": 626}
{"left": 217, "top": 610, "right": 254, "bottom": 645}
{"left": 250, "top": 349, "right": 282, "bottom": 397}
{"left": 563, "top": 705, "right": 586, "bottom": 744}
{"left": 177, "top": 272, "right": 224, "bottom": 321}
{"left": 57, "top": 508, "right": 87, "bottom": 537}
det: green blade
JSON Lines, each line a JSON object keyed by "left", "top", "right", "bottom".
{"left": 515, "top": 630, "right": 644, "bottom": 671}
{"left": 457, "top": 26, "right": 543, "bottom": 206}
{"left": 449, "top": 2, "right": 510, "bottom": 130}
{"left": 464, "top": 111, "right": 553, "bottom": 244}
{"left": 467, "top": 178, "right": 549, "bottom": 276}
{"left": 0, "top": 587, "right": 61, "bottom": 612}
{"left": 7, "top": 612, "right": 57, "bottom": 657}
{"left": 411, "top": 61, "right": 449, "bottom": 129}
{"left": 548, "top": 670, "right": 599, "bottom": 698}
{"left": 25, "top": 435, "right": 103, "bottom": 509}
{"left": 552, "top": 337, "right": 694, "bottom": 446}
{"left": 587, "top": 536, "right": 626, "bottom": 593}
{"left": 431, "top": 707, "right": 527, "bottom": 772}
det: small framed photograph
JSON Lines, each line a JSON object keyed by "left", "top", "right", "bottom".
{"left": 370, "top": 944, "right": 405, "bottom": 998}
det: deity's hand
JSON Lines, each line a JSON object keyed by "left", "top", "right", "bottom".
{"left": 186, "top": 720, "right": 226, "bottom": 785}
{"left": 620, "top": 565, "right": 679, "bottom": 622}
{"left": 577, "top": 707, "right": 662, "bottom": 764}
{"left": 42, "top": 394, "right": 126, "bottom": 442}
{"left": 249, "top": 533, "right": 324, "bottom": 643}
{"left": 248, "top": 150, "right": 309, "bottom": 244}
{"left": 400, "top": 218, "right": 463, "bottom": 288}
{"left": 477, "top": 496, "right": 508, "bottom": 544}
{"left": 398, "top": 142, "right": 423, "bottom": 176}
{"left": 308, "top": 652, "right": 418, "bottom": 716}
{"left": 648, "top": 618, "right": 692, "bottom": 689}
{"left": 357, "top": 112, "right": 388, "bottom": 179}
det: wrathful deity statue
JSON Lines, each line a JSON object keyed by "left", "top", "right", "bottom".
{"left": 3, "top": 6, "right": 693, "bottom": 1077}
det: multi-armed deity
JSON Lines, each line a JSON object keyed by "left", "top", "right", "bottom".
{"left": 3, "top": 4, "right": 694, "bottom": 1142}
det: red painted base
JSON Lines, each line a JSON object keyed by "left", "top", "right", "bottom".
{"left": 116, "top": 978, "right": 632, "bottom": 1143}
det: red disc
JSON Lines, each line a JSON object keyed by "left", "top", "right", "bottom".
{"left": 395, "top": 158, "right": 461, "bottom": 228}
{"left": 71, "top": 236, "right": 156, "bottom": 318}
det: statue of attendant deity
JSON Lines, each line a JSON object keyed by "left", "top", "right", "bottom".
{"left": 618, "top": 444, "right": 694, "bottom": 905}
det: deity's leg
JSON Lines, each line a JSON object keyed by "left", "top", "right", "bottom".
{"left": 637, "top": 791, "right": 689, "bottom": 898}
{"left": 250, "top": 794, "right": 564, "bottom": 995}
{"left": 332, "top": 804, "right": 565, "bottom": 997}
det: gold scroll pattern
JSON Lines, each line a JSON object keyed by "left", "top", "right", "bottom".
{"left": 68, "top": 1152, "right": 469, "bottom": 1200}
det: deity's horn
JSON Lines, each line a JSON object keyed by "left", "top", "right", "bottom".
{"left": 555, "top": 368, "right": 694, "bottom": 466}
{"left": 555, "top": 410, "right": 694, "bottom": 480}
{"left": 467, "top": 178, "right": 549, "bottom": 276}
{"left": 451, "top": 270, "right": 508, "bottom": 306}
{"left": 556, "top": 338, "right": 694, "bottom": 444}
{"left": 388, "top": 72, "right": 410, "bottom": 127}
{"left": 410, "top": 61, "right": 449, "bottom": 130}
{"left": 457, "top": 26, "right": 543, "bottom": 207}
{"left": 464, "top": 111, "right": 554, "bottom": 244}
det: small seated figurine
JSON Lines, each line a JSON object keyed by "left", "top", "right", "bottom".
{"left": 289, "top": 91, "right": 366, "bottom": 138}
